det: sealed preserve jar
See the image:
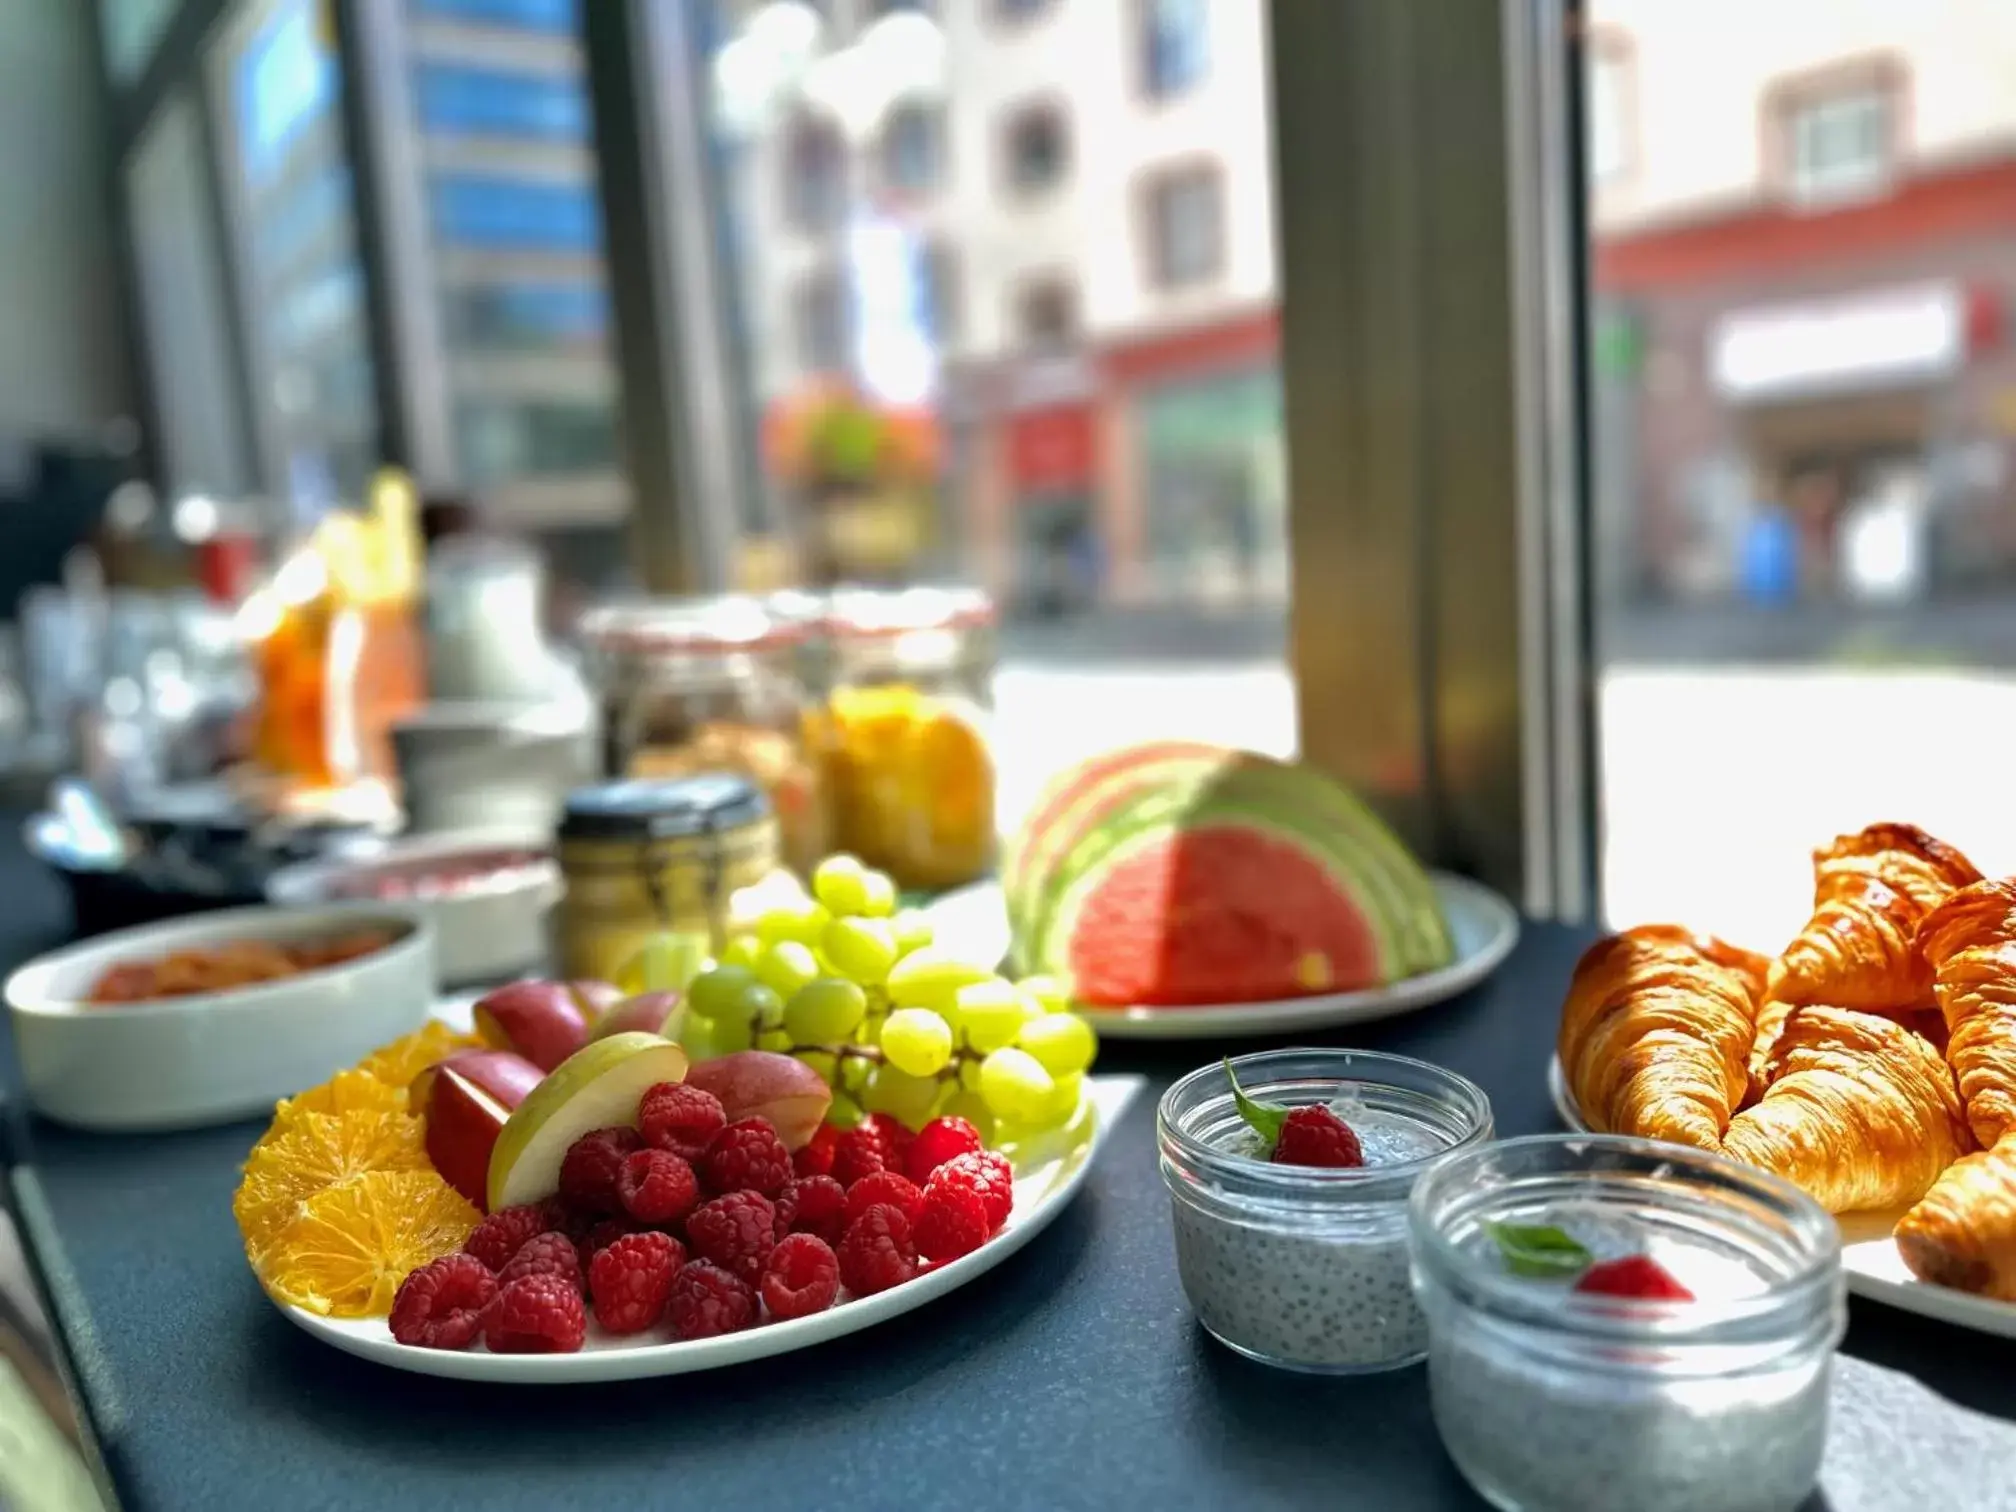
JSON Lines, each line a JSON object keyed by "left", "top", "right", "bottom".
{"left": 578, "top": 597, "right": 825, "bottom": 874}
{"left": 1157, "top": 1048, "right": 1493, "bottom": 1373}
{"left": 808, "top": 586, "right": 996, "bottom": 892}
{"left": 1408, "top": 1134, "right": 1845, "bottom": 1512}
{"left": 553, "top": 775, "right": 777, "bottom": 983}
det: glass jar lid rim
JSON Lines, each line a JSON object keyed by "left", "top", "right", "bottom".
{"left": 559, "top": 774, "right": 770, "bottom": 840}
{"left": 823, "top": 585, "right": 996, "bottom": 637}
{"left": 580, "top": 596, "right": 803, "bottom": 653}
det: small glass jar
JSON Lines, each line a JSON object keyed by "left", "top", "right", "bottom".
{"left": 578, "top": 596, "right": 826, "bottom": 875}
{"left": 553, "top": 774, "right": 778, "bottom": 983}
{"left": 808, "top": 586, "right": 996, "bottom": 892}
{"left": 1157, "top": 1048, "right": 1493, "bottom": 1373}
{"left": 1407, "top": 1134, "right": 1845, "bottom": 1512}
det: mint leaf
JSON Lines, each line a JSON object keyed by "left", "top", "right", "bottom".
{"left": 1486, "top": 1222, "right": 1594, "bottom": 1278}
{"left": 1224, "top": 1059, "right": 1287, "bottom": 1147}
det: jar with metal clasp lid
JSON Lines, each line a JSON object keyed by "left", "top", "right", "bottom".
{"left": 552, "top": 774, "right": 778, "bottom": 984}
{"left": 805, "top": 586, "right": 997, "bottom": 892}
{"left": 577, "top": 596, "right": 826, "bottom": 876}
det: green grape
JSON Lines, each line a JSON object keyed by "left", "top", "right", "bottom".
{"left": 954, "top": 977, "right": 1029, "bottom": 1053}
{"left": 677, "top": 1012, "right": 715, "bottom": 1061}
{"left": 719, "top": 933, "right": 764, "bottom": 970}
{"left": 1039, "top": 1072, "right": 1085, "bottom": 1126}
{"left": 811, "top": 854, "right": 871, "bottom": 916}
{"left": 756, "top": 940, "right": 819, "bottom": 1001}
{"left": 941, "top": 1088, "right": 996, "bottom": 1143}
{"left": 757, "top": 897, "right": 831, "bottom": 948}
{"left": 857, "top": 870, "right": 898, "bottom": 918}
{"left": 856, "top": 1009, "right": 883, "bottom": 1047}
{"left": 890, "top": 908, "right": 934, "bottom": 954}
{"left": 882, "top": 1007, "right": 954, "bottom": 1076}
{"left": 783, "top": 978, "right": 869, "bottom": 1043}
{"left": 823, "top": 916, "right": 898, "bottom": 985}
{"left": 839, "top": 1055, "right": 871, "bottom": 1095}
{"left": 686, "top": 964, "right": 755, "bottom": 1021}
{"left": 709, "top": 1015, "right": 756, "bottom": 1055}
{"left": 978, "top": 1047, "right": 1056, "bottom": 1125}
{"left": 887, "top": 948, "right": 995, "bottom": 1013}
{"left": 1015, "top": 1012, "right": 1097, "bottom": 1076}
{"left": 958, "top": 1057, "right": 985, "bottom": 1092}
{"left": 827, "top": 1090, "right": 866, "bottom": 1130}
{"left": 1015, "top": 974, "right": 1070, "bottom": 1015}
{"left": 756, "top": 1027, "right": 792, "bottom": 1052}
{"left": 797, "top": 1050, "right": 839, "bottom": 1087}
{"left": 861, "top": 1064, "right": 941, "bottom": 1128}
{"left": 722, "top": 981, "right": 782, "bottom": 1029}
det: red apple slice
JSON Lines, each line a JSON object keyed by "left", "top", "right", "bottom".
{"left": 472, "top": 981, "right": 599, "bottom": 1072}
{"left": 591, "top": 991, "right": 682, "bottom": 1042}
{"left": 412, "top": 1049, "right": 545, "bottom": 1209}
{"left": 685, "top": 1051, "right": 832, "bottom": 1151}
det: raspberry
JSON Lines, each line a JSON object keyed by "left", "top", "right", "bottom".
{"left": 913, "top": 1184, "right": 990, "bottom": 1263}
{"left": 484, "top": 1274, "right": 587, "bottom": 1354}
{"left": 905, "top": 1116, "right": 984, "bottom": 1184}
{"left": 837, "top": 1204, "right": 918, "bottom": 1296}
{"left": 616, "top": 1148, "right": 700, "bottom": 1226}
{"left": 639, "top": 1081, "right": 726, "bottom": 1160}
{"left": 792, "top": 1123, "right": 841, "bottom": 1179}
{"left": 666, "top": 1260, "right": 757, "bottom": 1340}
{"left": 1575, "top": 1255, "right": 1696, "bottom": 1301}
{"left": 701, "top": 1119, "right": 792, "bottom": 1198}
{"left": 860, "top": 1113, "right": 915, "bottom": 1166}
{"left": 389, "top": 1254, "right": 496, "bottom": 1350}
{"left": 761, "top": 1233, "right": 840, "bottom": 1321}
{"left": 928, "top": 1150, "right": 1013, "bottom": 1230}
{"left": 575, "top": 1218, "right": 640, "bottom": 1273}
{"left": 831, "top": 1126, "right": 889, "bottom": 1189}
{"left": 463, "top": 1201, "right": 565, "bottom": 1272}
{"left": 1271, "top": 1106, "right": 1364, "bottom": 1169}
{"left": 684, "top": 1190, "right": 777, "bottom": 1282}
{"left": 496, "top": 1231, "right": 583, "bottom": 1295}
{"left": 558, "top": 1126, "right": 644, "bottom": 1214}
{"left": 776, "top": 1175, "right": 848, "bottom": 1245}
{"left": 844, "top": 1170, "right": 925, "bottom": 1228}
{"left": 589, "top": 1231, "right": 685, "bottom": 1334}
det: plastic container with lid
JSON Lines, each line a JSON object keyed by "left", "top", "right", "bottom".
{"left": 577, "top": 596, "right": 825, "bottom": 875}
{"left": 1407, "top": 1133, "right": 1845, "bottom": 1512}
{"left": 807, "top": 586, "right": 997, "bottom": 892}
{"left": 552, "top": 774, "right": 778, "bottom": 983}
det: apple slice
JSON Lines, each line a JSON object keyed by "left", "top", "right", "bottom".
{"left": 412, "top": 1050, "right": 545, "bottom": 1209}
{"left": 685, "top": 1051, "right": 831, "bottom": 1151}
{"left": 472, "top": 981, "right": 604, "bottom": 1072}
{"left": 486, "top": 1033, "right": 689, "bottom": 1211}
{"left": 590, "top": 991, "right": 683, "bottom": 1042}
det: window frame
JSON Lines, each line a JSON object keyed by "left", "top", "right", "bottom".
{"left": 1762, "top": 52, "right": 1909, "bottom": 209}
{"left": 1010, "top": 271, "right": 1079, "bottom": 352}
{"left": 997, "top": 96, "right": 1073, "bottom": 200}
{"left": 1136, "top": 0, "right": 1212, "bottom": 103}
{"left": 1138, "top": 157, "right": 1228, "bottom": 290}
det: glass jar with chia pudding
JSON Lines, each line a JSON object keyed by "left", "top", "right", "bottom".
{"left": 1408, "top": 1134, "right": 1845, "bottom": 1512}
{"left": 1157, "top": 1048, "right": 1493, "bottom": 1373}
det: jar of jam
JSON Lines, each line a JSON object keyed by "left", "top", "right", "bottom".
{"left": 806, "top": 586, "right": 996, "bottom": 892}
{"left": 578, "top": 596, "right": 826, "bottom": 876}
{"left": 553, "top": 775, "right": 778, "bottom": 983}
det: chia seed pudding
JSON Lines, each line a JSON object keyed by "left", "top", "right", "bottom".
{"left": 1157, "top": 1049, "right": 1493, "bottom": 1374}
{"left": 1409, "top": 1134, "right": 1845, "bottom": 1512}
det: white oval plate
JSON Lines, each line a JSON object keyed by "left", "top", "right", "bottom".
{"left": 272, "top": 1075, "right": 1137, "bottom": 1381}
{"left": 1546, "top": 1056, "right": 2016, "bottom": 1340}
{"left": 926, "top": 873, "right": 1518, "bottom": 1041}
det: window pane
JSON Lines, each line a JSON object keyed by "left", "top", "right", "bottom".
{"left": 1587, "top": 1, "right": 2016, "bottom": 941}
{"left": 221, "top": 0, "right": 380, "bottom": 515}
{"left": 693, "top": 0, "right": 1291, "bottom": 823}
{"left": 100, "top": 0, "right": 178, "bottom": 82}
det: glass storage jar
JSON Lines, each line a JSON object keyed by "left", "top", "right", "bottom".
{"left": 553, "top": 774, "right": 778, "bottom": 983}
{"left": 578, "top": 596, "right": 826, "bottom": 876}
{"left": 1407, "top": 1134, "right": 1845, "bottom": 1512}
{"left": 1157, "top": 1048, "right": 1493, "bottom": 1373}
{"left": 806, "top": 586, "right": 996, "bottom": 892}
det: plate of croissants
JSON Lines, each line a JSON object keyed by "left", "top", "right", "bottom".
{"left": 1552, "top": 822, "right": 2016, "bottom": 1338}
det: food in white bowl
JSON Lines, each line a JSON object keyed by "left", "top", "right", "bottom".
{"left": 5, "top": 904, "right": 436, "bottom": 1132}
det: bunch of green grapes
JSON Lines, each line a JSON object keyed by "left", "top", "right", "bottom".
{"left": 681, "top": 855, "right": 1097, "bottom": 1144}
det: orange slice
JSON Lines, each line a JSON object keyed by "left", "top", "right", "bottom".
{"left": 267, "top": 1069, "right": 408, "bottom": 1139}
{"left": 233, "top": 1108, "right": 427, "bottom": 1263}
{"left": 261, "top": 1169, "right": 480, "bottom": 1318}
{"left": 353, "top": 1021, "right": 480, "bottom": 1091}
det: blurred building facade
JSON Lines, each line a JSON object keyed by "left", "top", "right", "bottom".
{"left": 1588, "top": 0, "right": 2016, "bottom": 608}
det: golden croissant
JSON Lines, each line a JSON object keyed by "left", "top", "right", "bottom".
{"left": 1766, "top": 823, "right": 1981, "bottom": 1017}
{"left": 1723, "top": 1005, "right": 1971, "bottom": 1213}
{"left": 1558, "top": 926, "right": 1760, "bottom": 1151}
{"left": 1916, "top": 876, "right": 2016, "bottom": 1148}
{"left": 1895, "top": 1132, "right": 2016, "bottom": 1300}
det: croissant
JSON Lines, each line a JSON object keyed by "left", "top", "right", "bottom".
{"left": 1722, "top": 1005, "right": 1971, "bottom": 1213}
{"left": 1767, "top": 823, "right": 1981, "bottom": 1015}
{"left": 1895, "top": 1132, "right": 2016, "bottom": 1300}
{"left": 1558, "top": 926, "right": 1758, "bottom": 1150}
{"left": 1916, "top": 876, "right": 2016, "bottom": 1148}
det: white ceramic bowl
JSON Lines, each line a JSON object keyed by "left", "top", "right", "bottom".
{"left": 266, "top": 833, "right": 560, "bottom": 987}
{"left": 4, "top": 905, "right": 437, "bottom": 1132}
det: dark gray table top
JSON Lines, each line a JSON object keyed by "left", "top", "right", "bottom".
{"left": 3, "top": 825, "right": 2012, "bottom": 1511}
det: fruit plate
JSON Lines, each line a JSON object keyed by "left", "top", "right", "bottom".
{"left": 1545, "top": 1055, "right": 2016, "bottom": 1340}
{"left": 925, "top": 873, "right": 1518, "bottom": 1041}
{"left": 272, "top": 1074, "right": 1138, "bottom": 1381}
